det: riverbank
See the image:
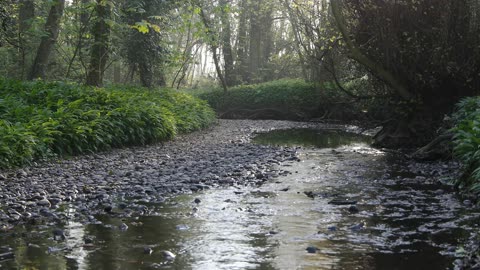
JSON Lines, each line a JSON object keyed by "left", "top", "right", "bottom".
{"left": 0, "top": 120, "right": 337, "bottom": 228}
{"left": 1, "top": 119, "right": 476, "bottom": 270}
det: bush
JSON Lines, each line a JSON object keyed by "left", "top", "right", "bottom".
{"left": 452, "top": 97, "right": 480, "bottom": 192}
{"left": 193, "top": 79, "right": 364, "bottom": 120}
{"left": 0, "top": 78, "right": 215, "bottom": 168}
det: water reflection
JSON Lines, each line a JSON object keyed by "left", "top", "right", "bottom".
{"left": 0, "top": 128, "right": 478, "bottom": 270}
{"left": 252, "top": 128, "right": 371, "bottom": 148}
{"left": 64, "top": 221, "right": 88, "bottom": 269}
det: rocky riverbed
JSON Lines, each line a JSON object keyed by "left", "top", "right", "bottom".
{"left": 1, "top": 119, "right": 478, "bottom": 270}
{"left": 0, "top": 120, "right": 335, "bottom": 228}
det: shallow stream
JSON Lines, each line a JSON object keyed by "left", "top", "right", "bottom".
{"left": 1, "top": 128, "right": 478, "bottom": 269}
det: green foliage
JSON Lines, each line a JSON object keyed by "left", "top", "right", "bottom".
{"left": 193, "top": 79, "right": 358, "bottom": 120}
{"left": 452, "top": 97, "right": 480, "bottom": 192}
{"left": 0, "top": 78, "right": 215, "bottom": 169}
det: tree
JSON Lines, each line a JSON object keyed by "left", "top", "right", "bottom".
{"left": 29, "top": 0, "right": 66, "bottom": 80}
{"left": 121, "top": 0, "right": 173, "bottom": 88}
{"left": 247, "top": 1, "right": 274, "bottom": 83}
{"left": 330, "top": 0, "right": 480, "bottom": 147}
{"left": 18, "top": 0, "right": 35, "bottom": 78}
{"left": 195, "top": 0, "right": 228, "bottom": 92}
{"left": 86, "top": 0, "right": 111, "bottom": 87}
{"left": 219, "top": 0, "right": 234, "bottom": 86}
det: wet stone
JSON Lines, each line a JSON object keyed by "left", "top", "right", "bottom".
{"left": 327, "top": 226, "right": 337, "bottom": 232}
{"left": 52, "top": 229, "right": 66, "bottom": 241}
{"left": 119, "top": 223, "right": 128, "bottom": 231}
{"left": 144, "top": 247, "right": 153, "bottom": 255}
{"left": 162, "top": 250, "right": 176, "bottom": 260}
{"left": 348, "top": 205, "right": 359, "bottom": 213}
{"left": 329, "top": 198, "right": 357, "bottom": 205}
{"left": 0, "top": 120, "right": 470, "bottom": 269}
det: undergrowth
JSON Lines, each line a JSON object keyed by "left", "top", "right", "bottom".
{"left": 452, "top": 97, "right": 480, "bottom": 193}
{"left": 0, "top": 78, "right": 215, "bottom": 169}
{"left": 193, "top": 79, "right": 363, "bottom": 120}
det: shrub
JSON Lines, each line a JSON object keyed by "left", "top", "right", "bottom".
{"left": 194, "top": 79, "right": 363, "bottom": 120}
{"left": 0, "top": 78, "right": 215, "bottom": 169}
{"left": 452, "top": 97, "right": 480, "bottom": 192}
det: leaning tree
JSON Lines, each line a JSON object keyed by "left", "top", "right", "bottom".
{"left": 331, "top": 0, "right": 480, "bottom": 148}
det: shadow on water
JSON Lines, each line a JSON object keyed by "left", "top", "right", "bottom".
{"left": 252, "top": 128, "right": 371, "bottom": 148}
{"left": 1, "top": 128, "right": 478, "bottom": 270}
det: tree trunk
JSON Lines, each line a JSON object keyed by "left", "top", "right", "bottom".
{"left": 219, "top": 0, "right": 234, "bottom": 86}
{"left": 86, "top": 0, "right": 111, "bottom": 87}
{"left": 330, "top": 0, "right": 413, "bottom": 101}
{"left": 19, "top": 0, "right": 34, "bottom": 33}
{"left": 260, "top": 4, "right": 273, "bottom": 81}
{"left": 18, "top": 0, "right": 34, "bottom": 79}
{"left": 198, "top": 6, "right": 228, "bottom": 92}
{"left": 247, "top": 1, "right": 273, "bottom": 83}
{"left": 139, "top": 61, "right": 153, "bottom": 88}
{"left": 283, "top": 1, "right": 309, "bottom": 80}
{"left": 235, "top": 0, "right": 249, "bottom": 83}
{"left": 113, "top": 62, "right": 121, "bottom": 84}
{"left": 80, "top": 0, "right": 91, "bottom": 26}
{"left": 28, "top": 0, "right": 65, "bottom": 80}
{"left": 248, "top": 0, "right": 262, "bottom": 83}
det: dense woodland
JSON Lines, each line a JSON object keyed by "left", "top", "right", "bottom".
{"left": 1, "top": 0, "right": 480, "bottom": 190}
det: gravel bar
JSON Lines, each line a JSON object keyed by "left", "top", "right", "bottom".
{"left": 0, "top": 120, "right": 335, "bottom": 227}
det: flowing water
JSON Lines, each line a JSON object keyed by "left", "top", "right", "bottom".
{"left": 1, "top": 128, "right": 479, "bottom": 270}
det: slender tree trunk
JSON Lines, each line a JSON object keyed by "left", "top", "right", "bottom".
{"left": 248, "top": 1, "right": 261, "bottom": 83}
{"left": 113, "top": 62, "right": 121, "bottom": 84}
{"left": 19, "top": 0, "right": 34, "bottom": 33}
{"left": 235, "top": 0, "right": 249, "bottom": 83}
{"left": 80, "top": 0, "right": 91, "bottom": 26}
{"left": 198, "top": 6, "right": 228, "bottom": 92}
{"left": 86, "top": 0, "right": 111, "bottom": 87}
{"left": 283, "top": 0, "right": 308, "bottom": 80}
{"left": 28, "top": 0, "right": 65, "bottom": 80}
{"left": 219, "top": 0, "right": 234, "bottom": 86}
{"left": 66, "top": 0, "right": 92, "bottom": 79}
{"left": 18, "top": 0, "right": 34, "bottom": 79}
{"left": 260, "top": 4, "right": 273, "bottom": 81}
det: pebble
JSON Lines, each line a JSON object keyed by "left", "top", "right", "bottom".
{"left": 0, "top": 120, "right": 303, "bottom": 227}
{"left": 162, "top": 250, "right": 176, "bottom": 260}
{"left": 144, "top": 247, "right": 153, "bottom": 255}
{"left": 327, "top": 226, "right": 337, "bottom": 232}
{"left": 175, "top": 224, "right": 189, "bottom": 231}
{"left": 119, "top": 223, "right": 129, "bottom": 231}
{"left": 52, "top": 229, "right": 66, "bottom": 241}
{"left": 0, "top": 252, "right": 14, "bottom": 261}
{"left": 348, "top": 205, "right": 359, "bottom": 213}
{"left": 306, "top": 246, "right": 318, "bottom": 253}
{"left": 349, "top": 223, "right": 364, "bottom": 231}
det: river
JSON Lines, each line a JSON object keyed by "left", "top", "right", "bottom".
{"left": 0, "top": 127, "right": 477, "bottom": 269}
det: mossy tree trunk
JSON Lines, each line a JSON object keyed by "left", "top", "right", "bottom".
{"left": 28, "top": 0, "right": 65, "bottom": 80}
{"left": 86, "top": 0, "right": 111, "bottom": 87}
{"left": 18, "top": 0, "right": 34, "bottom": 79}
{"left": 219, "top": 0, "right": 234, "bottom": 86}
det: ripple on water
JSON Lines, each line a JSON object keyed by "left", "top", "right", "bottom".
{"left": 0, "top": 127, "right": 476, "bottom": 270}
